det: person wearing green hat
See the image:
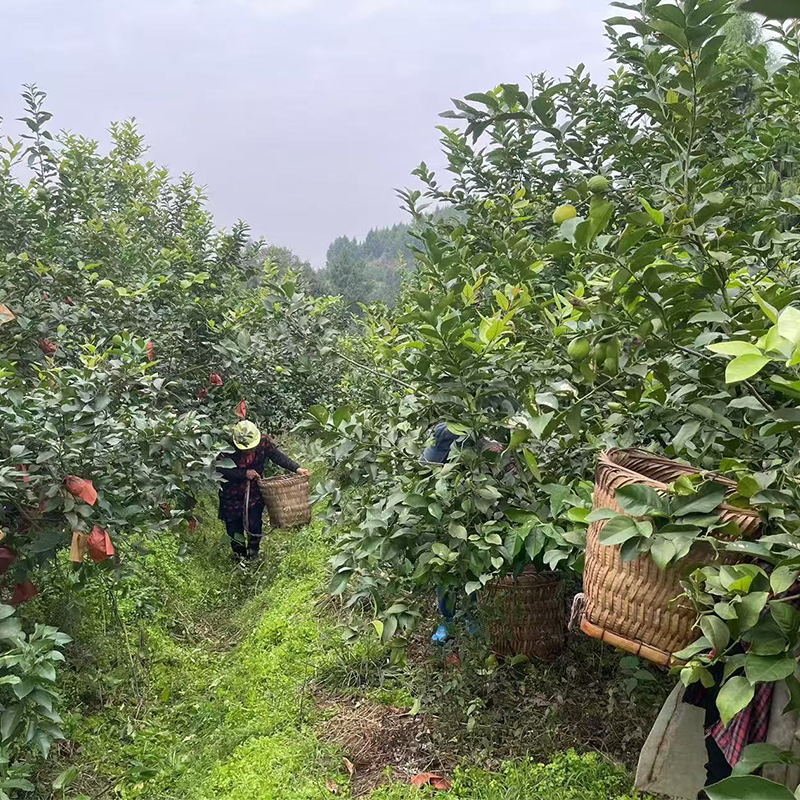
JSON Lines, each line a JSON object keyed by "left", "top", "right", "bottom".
{"left": 217, "top": 420, "right": 310, "bottom": 560}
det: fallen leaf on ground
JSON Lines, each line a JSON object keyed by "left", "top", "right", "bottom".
{"left": 343, "top": 758, "right": 354, "bottom": 775}
{"left": 411, "top": 773, "right": 452, "bottom": 790}
{"left": 324, "top": 778, "right": 339, "bottom": 794}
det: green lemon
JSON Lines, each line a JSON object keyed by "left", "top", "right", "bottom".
{"left": 567, "top": 337, "right": 590, "bottom": 362}
{"left": 604, "top": 354, "right": 619, "bottom": 376}
{"left": 552, "top": 204, "right": 577, "bottom": 225}
{"left": 592, "top": 343, "right": 607, "bottom": 363}
{"left": 112, "top": 334, "right": 123, "bottom": 345}
{"left": 588, "top": 175, "right": 610, "bottom": 194}
{"left": 275, "top": 365, "right": 284, "bottom": 374}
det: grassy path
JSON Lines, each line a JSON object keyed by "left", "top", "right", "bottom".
{"left": 37, "top": 504, "right": 648, "bottom": 799}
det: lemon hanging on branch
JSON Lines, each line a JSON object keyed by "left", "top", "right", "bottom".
{"left": 552, "top": 204, "right": 577, "bottom": 225}
{"left": 567, "top": 337, "right": 590, "bottom": 362}
{"left": 588, "top": 175, "right": 610, "bottom": 194}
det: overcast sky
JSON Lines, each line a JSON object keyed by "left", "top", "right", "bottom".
{"left": 1, "top": 0, "right": 612, "bottom": 267}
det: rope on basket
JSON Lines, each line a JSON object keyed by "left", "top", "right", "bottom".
{"left": 568, "top": 592, "right": 585, "bottom": 632}
{"left": 243, "top": 482, "right": 251, "bottom": 537}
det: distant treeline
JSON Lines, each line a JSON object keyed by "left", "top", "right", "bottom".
{"left": 258, "top": 210, "right": 458, "bottom": 312}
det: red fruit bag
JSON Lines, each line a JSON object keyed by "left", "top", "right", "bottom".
{"left": 38, "top": 338, "right": 57, "bottom": 356}
{"left": 64, "top": 296, "right": 75, "bottom": 306}
{"left": 11, "top": 581, "right": 38, "bottom": 607}
{"left": 197, "top": 387, "right": 209, "bottom": 402}
{"left": 87, "top": 526, "right": 115, "bottom": 563}
{"left": 0, "top": 548, "right": 17, "bottom": 575}
{"left": 209, "top": 372, "right": 223, "bottom": 386}
{"left": 13, "top": 465, "right": 29, "bottom": 484}
{"left": 234, "top": 400, "right": 247, "bottom": 419}
{"left": 146, "top": 341, "right": 154, "bottom": 361}
{"left": 188, "top": 518, "right": 198, "bottom": 533}
{"left": 64, "top": 476, "right": 98, "bottom": 506}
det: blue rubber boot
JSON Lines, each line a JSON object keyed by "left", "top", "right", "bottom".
{"left": 431, "top": 623, "right": 450, "bottom": 645}
{"left": 432, "top": 586, "right": 457, "bottom": 645}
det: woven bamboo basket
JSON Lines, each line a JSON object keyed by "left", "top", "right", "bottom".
{"left": 258, "top": 474, "right": 312, "bottom": 530}
{"left": 582, "top": 449, "right": 761, "bottom": 667}
{"left": 485, "top": 567, "right": 566, "bottom": 661}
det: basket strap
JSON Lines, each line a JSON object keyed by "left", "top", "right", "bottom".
{"left": 243, "top": 482, "right": 250, "bottom": 536}
{"left": 568, "top": 592, "right": 585, "bottom": 632}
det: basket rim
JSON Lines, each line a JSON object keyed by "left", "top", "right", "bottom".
{"left": 258, "top": 473, "right": 309, "bottom": 486}
{"left": 599, "top": 448, "right": 760, "bottom": 521}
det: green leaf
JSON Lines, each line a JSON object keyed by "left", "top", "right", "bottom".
{"left": 509, "top": 429, "right": 530, "bottom": 449}
{"left": 737, "top": 592, "right": 770, "bottom": 631}
{"left": 771, "top": 602, "right": 800, "bottom": 641}
{"left": 753, "top": 287, "right": 779, "bottom": 323}
{"left": 673, "top": 636, "right": 712, "bottom": 660}
{"left": 700, "top": 615, "right": 731, "bottom": 654}
{"left": 651, "top": 537, "right": 676, "bottom": 570}
{"left": 740, "top": 0, "right": 800, "bottom": 22}
{"left": 431, "top": 543, "right": 451, "bottom": 558}
{"left": 707, "top": 341, "right": 763, "bottom": 357}
{"left": 478, "top": 315, "right": 506, "bottom": 345}
{"left": 674, "top": 420, "right": 701, "bottom": 452}
{"left": 732, "top": 743, "right": 795, "bottom": 777}
{"left": 566, "top": 402, "right": 582, "bottom": 437}
{"left": 671, "top": 482, "right": 727, "bottom": 516}
{"left": 777, "top": 305, "right": 800, "bottom": 346}
{"left": 706, "top": 776, "right": 795, "bottom": 800}
{"left": 639, "top": 197, "right": 665, "bottom": 225}
{"left": 745, "top": 654, "right": 797, "bottom": 684}
{"left": 449, "top": 522, "right": 468, "bottom": 540}
{"left": 586, "top": 508, "right": 618, "bottom": 523}
{"left": 771, "top": 566, "right": 799, "bottom": 596}
{"left": 615, "top": 484, "right": 667, "bottom": 517}
{"left": 598, "top": 516, "right": 640, "bottom": 546}
{"left": 525, "top": 528, "right": 546, "bottom": 560}
{"left": 716, "top": 676, "right": 755, "bottom": 726}
{"left": 522, "top": 449, "right": 541, "bottom": 481}
{"left": 308, "top": 405, "right": 329, "bottom": 425}
{"left": 0, "top": 704, "right": 22, "bottom": 741}
{"left": 726, "top": 354, "right": 770, "bottom": 384}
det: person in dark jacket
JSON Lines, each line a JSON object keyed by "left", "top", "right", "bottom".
{"left": 217, "top": 420, "right": 310, "bottom": 560}
{"left": 420, "top": 423, "right": 476, "bottom": 644}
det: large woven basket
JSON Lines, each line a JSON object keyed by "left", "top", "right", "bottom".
{"left": 258, "top": 474, "right": 312, "bottom": 530}
{"left": 582, "top": 449, "right": 761, "bottom": 667}
{"left": 485, "top": 567, "right": 566, "bottom": 661}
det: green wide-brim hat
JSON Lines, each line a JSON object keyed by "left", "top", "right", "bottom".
{"left": 233, "top": 420, "right": 261, "bottom": 450}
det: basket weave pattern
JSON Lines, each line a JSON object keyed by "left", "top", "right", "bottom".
{"left": 582, "top": 449, "right": 761, "bottom": 665}
{"left": 486, "top": 567, "right": 566, "bottom": 661}
{"left": 258, "top": 474, "right": 312, "bottom": 530}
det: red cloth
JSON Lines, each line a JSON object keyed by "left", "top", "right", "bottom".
{"left": 707, "top": 682, "right": 774, "bottom": 768}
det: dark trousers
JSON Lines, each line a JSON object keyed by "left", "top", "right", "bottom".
{"left": 224, "top": 505, "right": 264, "bottom": 558}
